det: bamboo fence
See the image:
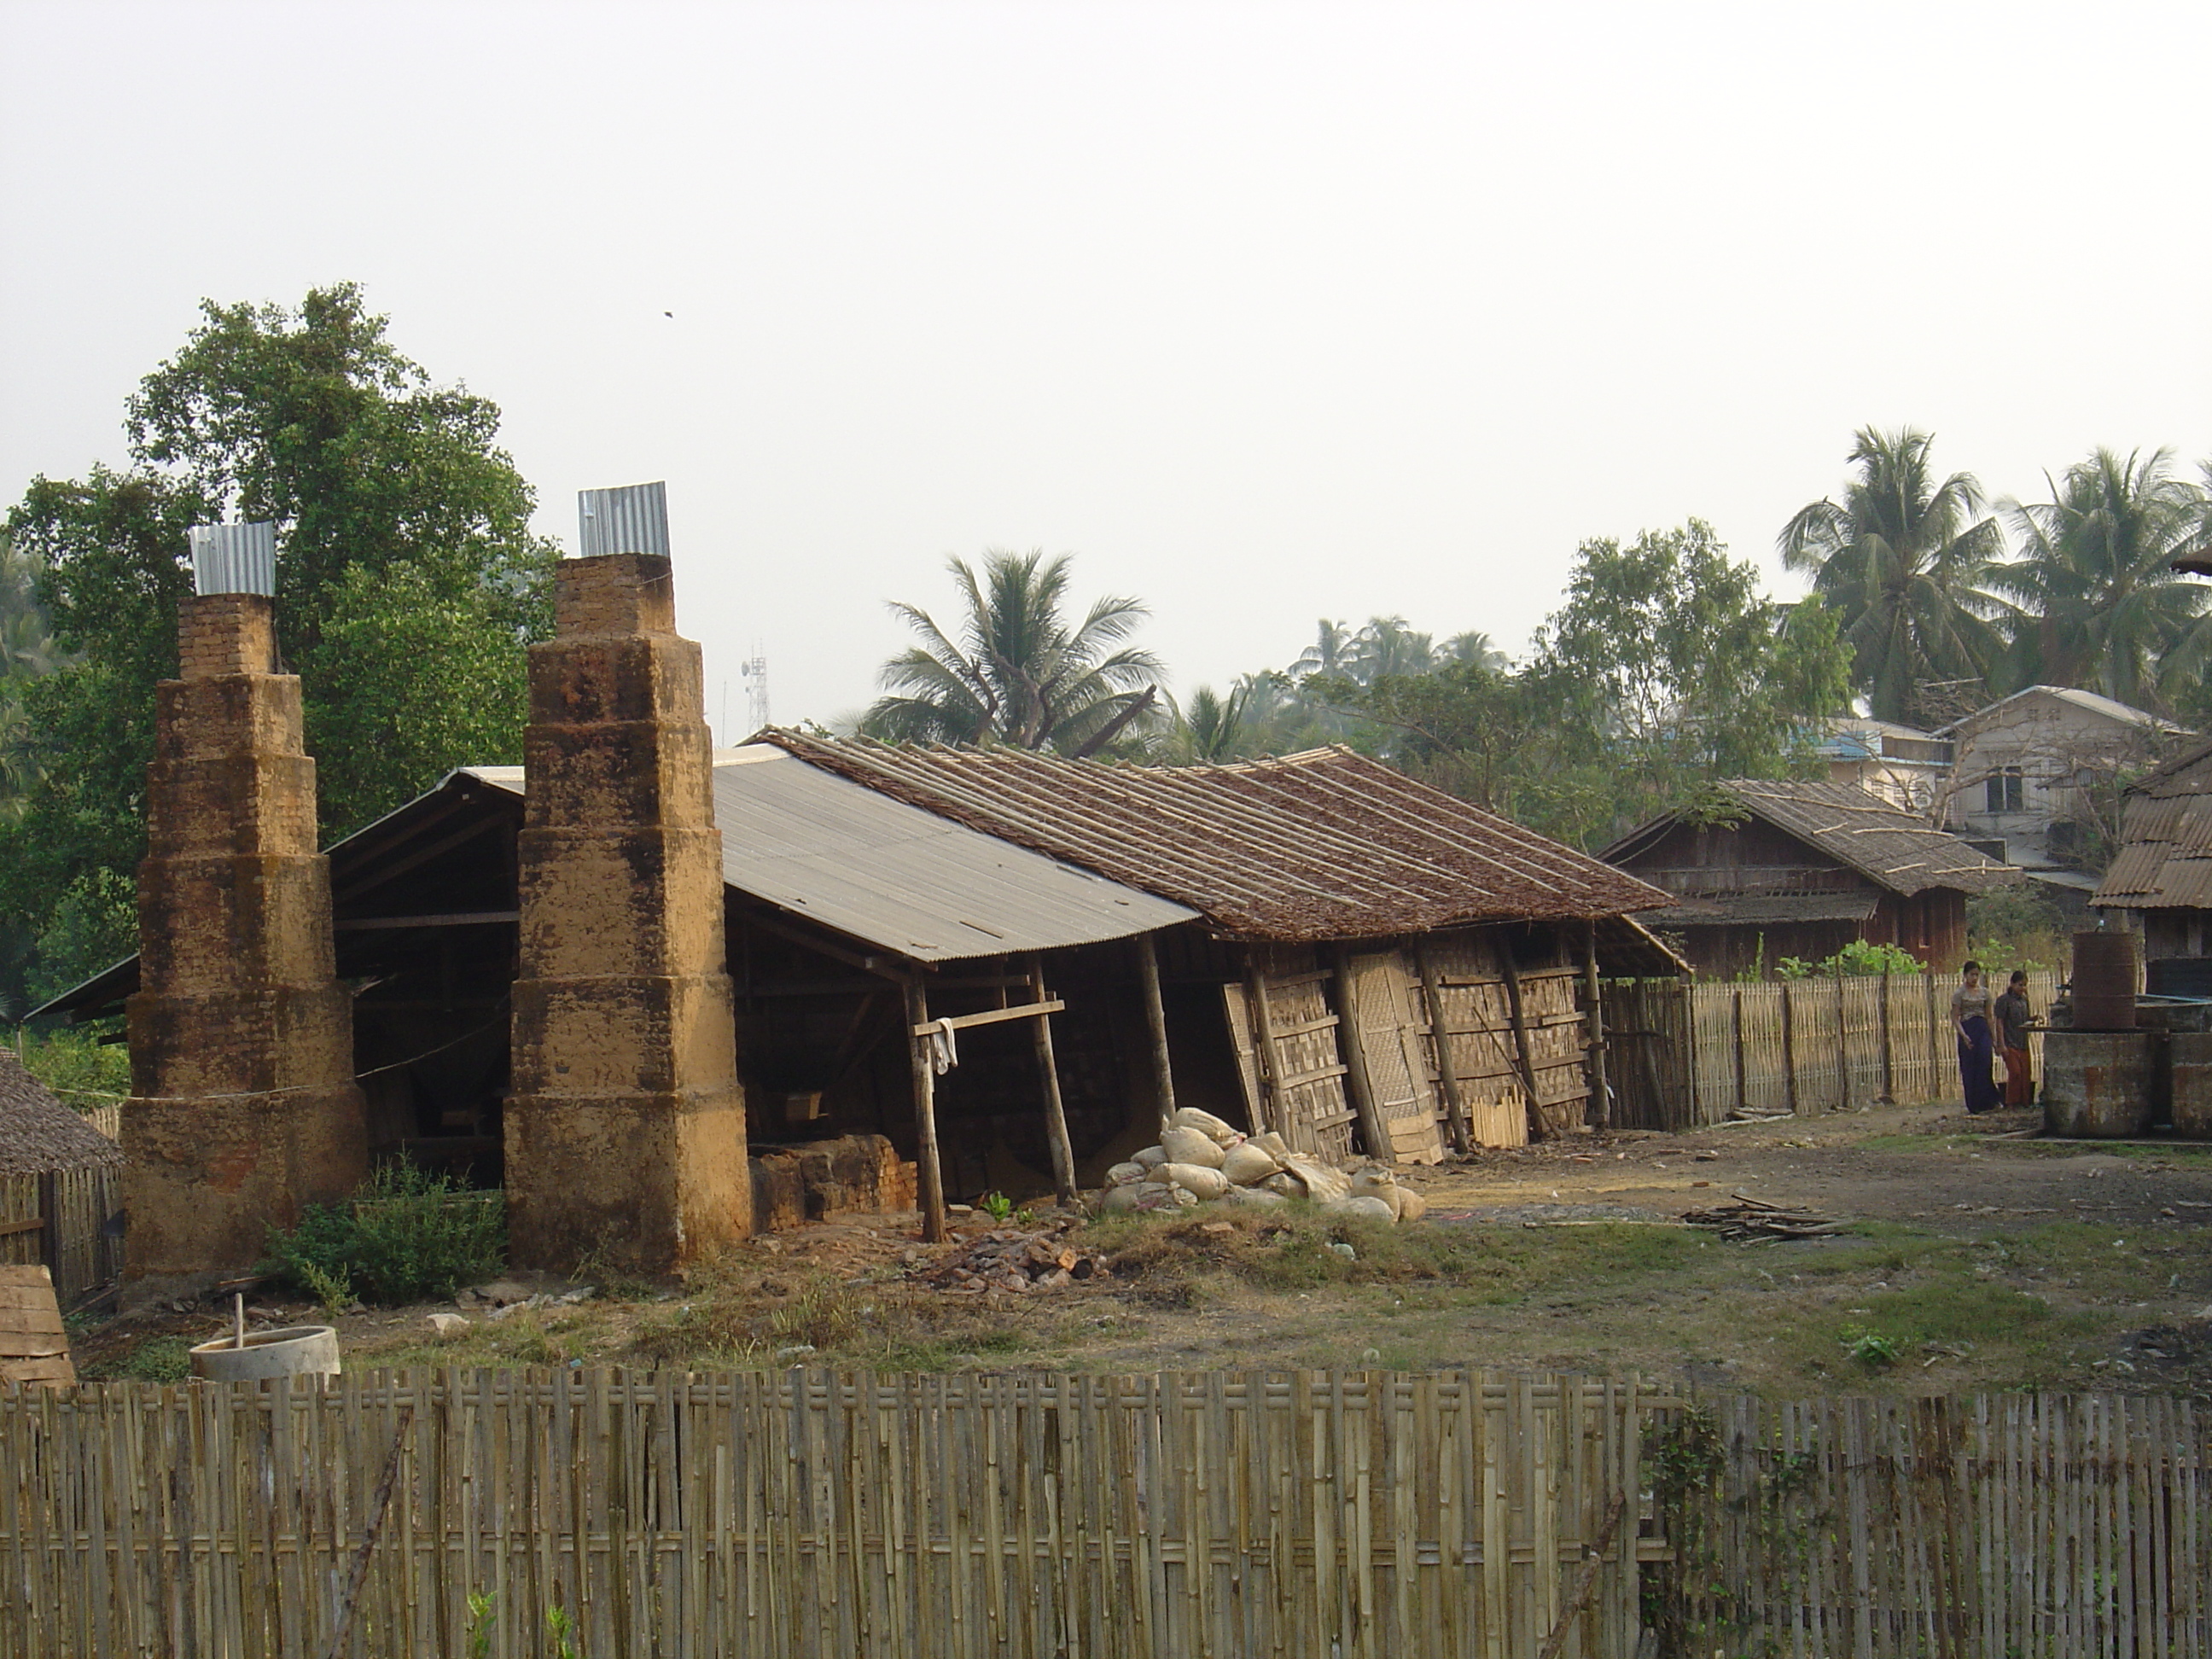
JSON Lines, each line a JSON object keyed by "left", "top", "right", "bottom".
{"left": 0, "top": 1366, "right": 1665, "bottom": 1659}
{"left": 1606, "top": 971, "right": 2059, "bottom": 1132}
{"left": 1662, "top": 1389, "right": 2211, "bottom": 1659}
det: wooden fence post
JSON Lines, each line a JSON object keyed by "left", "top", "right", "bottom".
{"left": 1780, "top": 982, "right": 1799, "bottom": 1116}
{"left": 1835, "top": 974, "right": 1851, "bottom": 1112}
{"left": 1732, "top": 987, "right": 1748, "bottom": 1117}
{"left": 1878, "top": 969, "right": 1896, "bottom": 1103}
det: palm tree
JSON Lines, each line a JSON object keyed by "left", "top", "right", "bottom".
{"left": 1991, "top": 447, "right": 2210, "bottom": 709}
{"left": 1348, "top": 615, "right": 1436, "bottom": 683}
{"left": 862, "top": 549, "right": 1164, "bottom": 754}
{"left": 1439, "top": 631, "right": 1511, "bottom": 672}
{"left": 1290, "top": 619, "right": 1357, "bottom": 682}
{"left": 1172, "top": 684, "right": 1251, "bottom": 761}
{"left": 1780, "top": 427, "right": 2009, "bottom": 725}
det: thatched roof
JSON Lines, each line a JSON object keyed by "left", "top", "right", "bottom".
{"left": 761, "top": 733, "right": 1672, "bottom": 941}
{"left": 0, "top": 1051, "right": 124, "bottom": 1176}
{"left": 1603, "top": 779, "right": 2023, "bottom": 898}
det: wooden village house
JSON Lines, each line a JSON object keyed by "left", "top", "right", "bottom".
{"left": 2093, "top": 736, "right": 2212, "bottom": 993}
{"left": 40, "top": 734, "right": 1682, "bottom": 1239}
{"left": 1599, "top": 778, "right": 2021, "bottom": 981}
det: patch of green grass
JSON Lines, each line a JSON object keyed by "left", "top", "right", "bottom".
{"left": 83, "top": 1335, "right": 193, "bottom": 1383}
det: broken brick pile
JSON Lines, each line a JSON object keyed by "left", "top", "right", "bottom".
{"left": 910, "top": 1225, "right": 1109, "bottom": 1295}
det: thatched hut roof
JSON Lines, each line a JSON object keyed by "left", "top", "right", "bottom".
{"left": 0, "top": 1051, "right": 124, "bottom": 1176}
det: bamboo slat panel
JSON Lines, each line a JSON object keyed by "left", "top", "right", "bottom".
{"left": 1665, "top": 1389, "right": 2212, "bottom": 1658}
{"left": 1347, "top": 953, "right": 1447, "bottom": 1164}
{"left": 0, "top": 1169, "right": 119, "bottom": 1307}
{"left": 0, "top": 1367, "right": 1663, "bottom": 1659}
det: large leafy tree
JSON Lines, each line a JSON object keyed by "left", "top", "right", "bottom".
{"left": 1989, "top": 446, "right": 2210, "bottom": 710}
{"left": 1781, "top": 427, "right": 2008, "bottom": 725}
{"left": 862, "top": 550, "right": 1163, "bottom": 754}
{"left": 3, "top": 283, "right": 556, "bottom": 1004}
{"left": 1534, "top": 521, "right": 1852, "bottom": 837}
{"left": 1314, "top": 522, "right": 1849, "bottom": 847}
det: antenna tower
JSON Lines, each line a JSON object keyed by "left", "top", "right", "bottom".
{"left": 740, "top": 645, "right": 770, "bottom": 734}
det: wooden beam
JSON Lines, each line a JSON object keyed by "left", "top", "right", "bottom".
{"left": 1413, "top": 942, "right": 1473, "bottom": 1155}
{"left": 1330, "top": 946, "right": 1397, "bottom": 1164}
{"left": 904, "top": 978, "right": 949, "bottom": 1243}
{"left": 1245, "top": 963, "right": 1289, "bottom": 1145}
{"left": 907, "top": 1000, "right": 1065, "bottom": 1037}
{"left": 738, "top": 910, "right": 909, "bottom": 981}
{"left": 333, "top": 911, "right": 519, "bottom": 931}
{"left": 1133, "top": 934, "right": 1179, "bottom": 1137}
{"left": 1498, "top": 944, "right": 1550, "bottom": 1138}
{"left": 35, "top": 1173, "right": 56, "bottom": 1280}
{"left": 1027, "top": 959, "right": 1080, "bottom": 1204}
{"left": 1581, "top": 920, "right": 1610, "bottom": 1133}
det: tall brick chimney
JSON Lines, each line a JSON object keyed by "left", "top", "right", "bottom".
{"left": 504, "top": 483, "right": 750, "bottom": 1272}
{"left": 124, "top": 523, "right": 367, "bottom": 1277}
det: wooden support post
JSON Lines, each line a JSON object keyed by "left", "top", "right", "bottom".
{"left": 1780, "top": 981, "right": 1800, "bottom": 1117}
{"left": 1134, "top": 934, "right": 1179, "bottom": 1136}
{"left": 1246, "top": 963, "right": 1292, "bottom": 1147}
{"left": 1499, "top": 945, "right": 1547, "bottom": 1138}
{"left": 1580, "top": 921, "right": 1609, "bottom": 1133}
{"left": 1330, "top": 946, "right": 1396, "bottom": 1163}
{"left": 1732, "top": 987, "right": 1748, "bottom": 1117}
{"left": 1835, "top": 973, "right": 1851, "bottom": 1113}
{"left": 35, "top": 1172, "right": 58, "bottom": 1284}
{"left": 903, "top": 977, "right": 949, "bottom": 1243}
{"left": 1027, "top": 958, "right": 1080, "bottom": 1204}
{"left": 1878, "top": 969, "right": 1897, "bottom": 1103}
{"left": 1414, "top": 943, "right": 1473, "bottom": 1155}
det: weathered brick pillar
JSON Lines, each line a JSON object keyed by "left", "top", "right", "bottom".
{"left": 125, "top": 582, "right": 368, "bottom": 1276}
{"left": 505, "top": 544, "right": 750, "bottom": 1272}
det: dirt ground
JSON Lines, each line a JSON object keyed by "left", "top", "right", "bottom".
{"left": 76, "top": 1101, "right": 2212, "bottom": 1399}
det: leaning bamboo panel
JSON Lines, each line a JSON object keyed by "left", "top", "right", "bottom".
{"left": 1663, "top": 1389, "right": 2211, "bottom": 1658}
{"left": 0, "top": 1366, "right": 1664, "bottom": 1659}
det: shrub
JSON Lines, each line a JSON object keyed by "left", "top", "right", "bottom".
{"left": 264, "top": 1161, "right": 505, "bottom": 1306}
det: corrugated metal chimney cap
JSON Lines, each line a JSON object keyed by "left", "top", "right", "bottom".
{"left": 187, "top": 522, "right": 277, "bottom": 597}
{"left": 577, "top": 481, "right": 671, "bottom": 558}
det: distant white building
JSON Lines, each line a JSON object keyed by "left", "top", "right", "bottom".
{"left": 1813, "top": 718, "right": 1954, "bottom": 813}
{"left": 1937, "top": 686, "right": 2192, "bottom": 907}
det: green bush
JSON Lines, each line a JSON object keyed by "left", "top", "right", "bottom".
{"left": 264, "top": 1161, "right": 505, "bottom": 1306}
{"left": 16, "top": 1024, "right": 131, "bottom": 1109}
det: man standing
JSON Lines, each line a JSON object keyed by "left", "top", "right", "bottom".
{"left": 1993, "top": 969, "right": 2038, "bottom": 1109}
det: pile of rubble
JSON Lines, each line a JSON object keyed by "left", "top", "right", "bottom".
{"left": 911, "top": 1225, "right": 1109, "bottom": 1295}
{"left": 1097, "top": 1108, "right": 1429, "bottom": 1224}
{"left": 1681, "top": 1194, "right": 1841, "bottom": 1241}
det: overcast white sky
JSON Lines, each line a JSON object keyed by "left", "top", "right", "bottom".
{"left": 4, "top": 1, "right": 2209, "bottom": 738}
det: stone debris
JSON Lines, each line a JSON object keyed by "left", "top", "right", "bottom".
{"left": 425, "top": 1312, "right": 469, "bottom": 1339}
{"left": 1682, "top": 1193, "right": 1842, "bottom": 1241}
{"left": 911, "top": 1224, "right": 1108, "bottom": 1295}
{"left": 1094, "top": 1108, "right": 1430, "bottom": 1225}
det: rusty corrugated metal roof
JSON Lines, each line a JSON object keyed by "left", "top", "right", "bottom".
{"left": 758, "top": 733, "right": 1672, "bottom": 941}
{"left": 2093, "top": 737, "right": 2212, "bottom": 910}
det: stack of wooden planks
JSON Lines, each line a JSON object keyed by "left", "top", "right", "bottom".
{"left": 0, "top": 1263, "right": 73, "bottom": 1387}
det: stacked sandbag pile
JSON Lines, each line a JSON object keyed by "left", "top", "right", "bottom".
{"left": 1096, "top": 1108, "right": 1428, "bottom": 1224}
